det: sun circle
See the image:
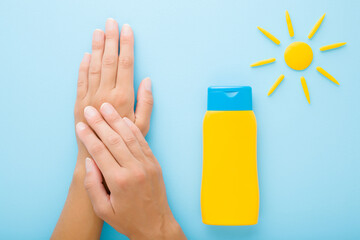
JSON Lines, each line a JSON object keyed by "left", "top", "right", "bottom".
{"left": 284, "top": 42, "right": 313, "bottom": 70}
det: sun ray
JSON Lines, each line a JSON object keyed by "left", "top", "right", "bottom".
{"left": 308, "top": 13, "right": 326, "bottom": 39}
{"left": 285, "top": 11, "right": 294, "bottom": 37}
{"left": 257, "top": 27, "right": 281, "bottom": 45}
{"left": 268, "top": 74, "right": 285, "bottom": 96}
{"left": 250, "top": 58, "right": 276, "bottom": 67}
{"left": 320, "top": 42, "right": 347, "bottom": 51}
{"left": 300, "top": 76, "right": 310, "bottom": 104}
{"left": 252, "top": 13, "right": 344, "bottom": 104}
{"left": 316, "top": 67, "right": 340, "bottom": 85}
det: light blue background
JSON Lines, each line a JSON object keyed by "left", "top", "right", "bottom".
{"left": 1, "top": 0, "right": 359, "bottom": 239}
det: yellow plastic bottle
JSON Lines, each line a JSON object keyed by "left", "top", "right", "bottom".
{"left": 201, "top": 86, "right": 259, "bottom": 225}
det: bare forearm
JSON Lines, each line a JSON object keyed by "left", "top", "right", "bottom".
{"left": 51, "top": 152, "right": 103, "bottom": 240}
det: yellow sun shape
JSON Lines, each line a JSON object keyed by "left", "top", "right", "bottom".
{"left": 251, "top": 11, "right": 347, "bottom": 104}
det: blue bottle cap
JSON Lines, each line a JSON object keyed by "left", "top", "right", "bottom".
{"left": 207, "top": 86, "right": 252, "bottom": 111}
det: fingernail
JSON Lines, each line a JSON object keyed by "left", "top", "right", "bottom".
{"left": 93, "top": 29, "right": 103, "bottom": 41}
{"left": 121, "top": 24, "right": 132, "bottom": 36}
{"left": 106, "top": 18, "right": 116, "bottom": 31}
{"left": 84, "top": 106, "right": 97, "bottom": 118}
{"left": 100, "top": 103, "right": 114, "bottom": 116}
{"left": 76, "top": 122, "right": 87, "bottom": 131}
{"left": 85, "top": 157, "right": 92, "bottom": 173}
{"left": 123, "top": 117, "right": 133, "bottom": 127}
{"left": 144, "top": 77, "right": 152, "bottom": 92}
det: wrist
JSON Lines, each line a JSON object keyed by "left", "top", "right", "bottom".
{"left": 160, "top": 217, "right": 186, "bottom": 240}
{"left": 130, "top": 215, "right": 186, "bottom": 240}
{"left": 72, "top": 150, "right": 89, "bottom": 184}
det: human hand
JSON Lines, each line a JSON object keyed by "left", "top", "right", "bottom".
{"left": 74, "top": 19, "right": 153, "bottom": 158}
{"left": 76, "top": 103, "right": 186, "bottom": 240}
{"left": 52, "top": 20, "right": 154, "bottom": 240}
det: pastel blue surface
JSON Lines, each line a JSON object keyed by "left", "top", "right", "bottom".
{"left": 207, "top": 86, "right": 252, "bottom": 111}
{"left": 1, "top": 0, "right": 359, "bottom": 239}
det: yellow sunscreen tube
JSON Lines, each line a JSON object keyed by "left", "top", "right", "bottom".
{"left": 201, "top": 86, "right": 259, "bottom": 225}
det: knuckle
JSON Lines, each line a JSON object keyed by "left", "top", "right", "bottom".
{"left": 90, "top": 142, "right": 105, "bottom": 155}
{"left": 92, "top": 40, "right": 103, "bottom": 50}
{"left": 93, "top": 204, "right": 108, "bottom": 218}
{"left": 123, "top": 134, "right": 137, "bottom": 146}
{"left": 114, "top": 174, "right": 128, "bottom": 188}
{"left": 89, "top": 65, "right": 101, "bottom": 76}
{"left": 107, "top": 134, "right": 122, "bottom": 146}
{"left": 141, "top": 95, "right": 154, "bottom": 106}
{"left": 102, "top": 55, "right": 117, "bottom": 67}
{"left": 106, "top": 30, "right": 118, "bottom": 40}
{"left": 146, "top": 164, "right": 159, "bottom": 178}
{"left": 149, "top": 160, "right": 163, "bottom": 175}
{"left": 77, "top": 79, "right": 86, "bottom": 89}
{"left": 89, "top": 117, "right": 103, "bottom": 127}
{"left": 120, "top": 35, "right": 133, "bottom": 45}
{"left": 155, "top": 163, "right": 163, "bottom": 176}
{"left": 114, "top": 91, "right": 131, "bottom": 105}
{"left": 94, "top": 95, "right": 107, "bottom": 108}
{"left": 83, "top": 177, "right": 95, "bottom": 191}
{"left": 118, "top": 56, "right": 133, "bottom": 69}
{"left": 133, "top": 168, "right": 147, "bottom": 183}
{"left": 143, "top": 146, "right": 154, "bottom": 159}
{"left": 107, "top": 111, "right": 121, "bottom": 123}
{"left": 141, "top": 139, "right": 150, "bottom": 149}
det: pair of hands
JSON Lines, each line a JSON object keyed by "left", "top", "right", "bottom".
{"left": 73, "top": 19, "right": 185, "bottom": 239}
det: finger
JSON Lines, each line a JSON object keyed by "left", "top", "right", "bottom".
{"left": 135, "top": 77, "right": 153, "bottom": 135}
{"left": 77, "top": 53, "right": 91, "bottom": 99}
{"left": 123, "top": 117, "right": 156, "bottom": 163}
{"left": 99, "top": 18, "right": 119, "bottom": 90}
{"left": 84, "top": 106, "right": 136, "bottom": 167}
{"left": 76, "top": 122, "right": 120, "bottom": 178}
{"left": 84, "top": 157, "right": 113, "bottom": 219}
{"left": 100, "top": 102, "right": 146, "bottom": 161}
{"left": 116, "top": 24, "right": 134, "bottom": 91}
{"left": 88, "top": 29, "right": 105, "bottom": 95}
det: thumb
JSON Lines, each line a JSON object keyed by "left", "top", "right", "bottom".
{"left": 84, "top": 157, "right": 112, "bottom": 219}
{"left": 135, "top": 77, "right": 153, "bottom": 135}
